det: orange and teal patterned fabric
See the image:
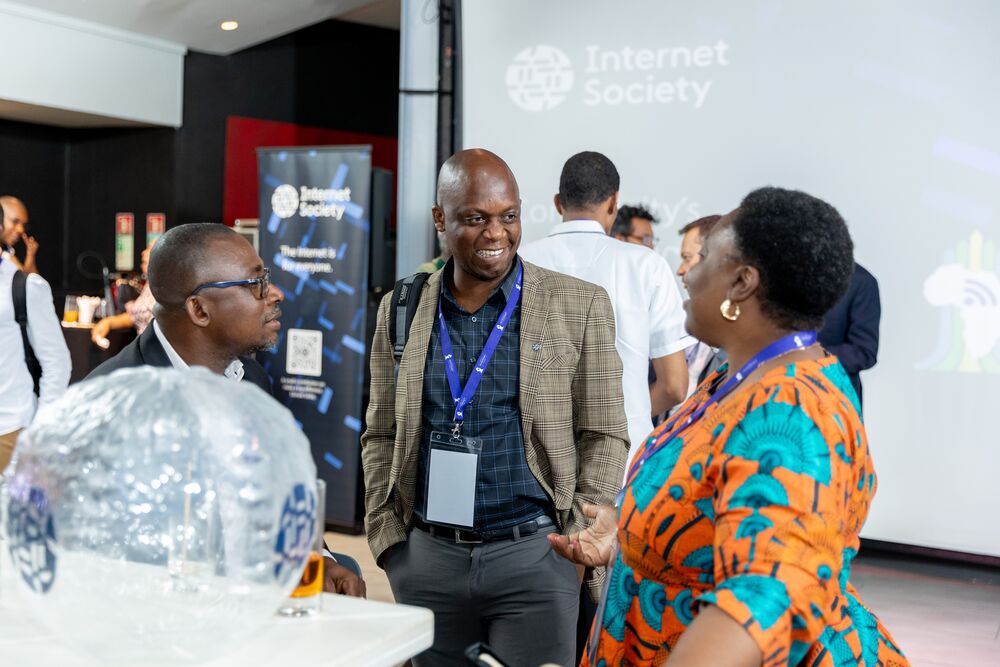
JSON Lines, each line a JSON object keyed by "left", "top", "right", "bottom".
{"left": 587, "top": 355, "right": 909, "bottom": 667}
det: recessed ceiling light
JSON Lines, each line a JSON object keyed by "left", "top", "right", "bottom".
{"left": 220, "top": 20, "right": 239, "bottom": 31}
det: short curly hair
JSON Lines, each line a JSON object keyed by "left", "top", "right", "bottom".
{"left": 731, "top": 187, "right": 853, "bottom": 330}
{"left": 558, "top": 151, "right": 620, "bottom": 210}
{"left": 611, "top": 204, "right": 657, "bottom": 237}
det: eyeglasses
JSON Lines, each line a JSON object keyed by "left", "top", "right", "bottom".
{"left": 628, "top": 234, "right": 655, "bottom": 249}
{"left": 190, "top": 267, "right": 271, "bottom": 300}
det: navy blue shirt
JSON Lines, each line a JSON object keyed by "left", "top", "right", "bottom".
{"left": 415, "top": 259, "right": 552, "bottom": 531}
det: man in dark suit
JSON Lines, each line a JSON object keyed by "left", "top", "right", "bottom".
{"left": 88, "top": 223, "right": 280, "bottom": 392}
{"left": 87, "top": 222, "right": 367, "bottom": 597}
{"left": 818, "top": 262, "right": 881, "bottom": 408}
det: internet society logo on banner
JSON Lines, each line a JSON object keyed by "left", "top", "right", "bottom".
{"left": 270, "top": 183, "right": 352, "bottom": 220}
{"left": 271, "top": 184, "right": 300, "bottom": 219}
{"left": 506, "top": 45, "right": 574, "bottom": 112}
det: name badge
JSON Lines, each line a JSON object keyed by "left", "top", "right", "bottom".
{"left": 425, "top": 431, "right": 482, "bottom": 528}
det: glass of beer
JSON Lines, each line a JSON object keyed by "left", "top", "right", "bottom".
{"left": 277, "top": 478, "right": 325, "bottom": 617}
{"left": 63, "top": 295, "right": 79, "bottom": 324}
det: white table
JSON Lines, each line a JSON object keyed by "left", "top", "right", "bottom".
{"left": 0, "top": 564, "right": 433, "bottom": 666}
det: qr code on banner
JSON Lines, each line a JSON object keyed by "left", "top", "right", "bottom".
{"left": 286, "top": 328, "right": 323, "bottom": 377}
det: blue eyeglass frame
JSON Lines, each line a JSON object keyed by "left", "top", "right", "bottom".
{"left": 190, "top": 267, "right": 271, "bottom": 299}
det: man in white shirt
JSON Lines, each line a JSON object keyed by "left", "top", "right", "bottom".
{"left": 0, "top": 254, "right": 71, "bottom": 471}
{"left": 520, "top": 151, "right": 692, "bottom": 664}
{"left": 675, "top": 214, "right": 726, "bottom": 399}
{"left": 1, "top": 196, "right": 40, "bottom": 275}
{"left": 520, "top": 151, "right": 692, "bottom": 474}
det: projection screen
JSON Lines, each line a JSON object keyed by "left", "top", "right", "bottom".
{"left": 461, "top": 0, "right": 1000, "bottom": 557}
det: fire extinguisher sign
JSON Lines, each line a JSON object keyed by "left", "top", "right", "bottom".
{"left": 115, "top": 212, "right": 134, "bottom": 271}
{"left": 146, "top": 212, "right": 165, "bottom": 246}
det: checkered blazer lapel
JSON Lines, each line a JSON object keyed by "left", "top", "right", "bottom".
{"left": 517, "top": 261, "right": 551, "bottom": 442}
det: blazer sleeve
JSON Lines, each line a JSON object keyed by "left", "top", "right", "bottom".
{"left": 360, "top": 292, "right": 407, "bottom": 565}
{"left": 569, "top": 287, "right": 629, "bottom": 533}
{"left": 824, "top": 273, "right": 880, "bottom": 374}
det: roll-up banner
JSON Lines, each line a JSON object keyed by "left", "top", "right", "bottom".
{"left": 257, "top": 146, "right": 372, "bottom": 529}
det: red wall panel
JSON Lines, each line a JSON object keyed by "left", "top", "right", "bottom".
{"left": 222, "top": 115, "right": 398, "bottom": 228}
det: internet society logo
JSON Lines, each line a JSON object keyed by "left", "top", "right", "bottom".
{"left": 506, "top": 45, "right": 574, "bottom": 112}
{"left": 271, "top": 184, "right": 300, "bottom": 219}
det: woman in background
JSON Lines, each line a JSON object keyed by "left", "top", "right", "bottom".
{"left": 552, "top": 187, "right": 908, "bottom": 667}
{"left": 91, "top": 242, "right": 156, "bottom": 345}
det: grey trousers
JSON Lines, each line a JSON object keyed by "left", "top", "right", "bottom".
{"left": 385, "top": 524, "right": 579, "bottom": 667}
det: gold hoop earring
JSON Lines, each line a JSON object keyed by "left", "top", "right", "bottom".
{"left": 720, "top": 299, "right": 741, "bottom": 321}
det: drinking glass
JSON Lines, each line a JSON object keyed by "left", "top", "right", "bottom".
{"left": 63, "top": 295, "right": 79, "bottom": 324}
{"left": 166, "top": 468, "right": 218, "bottom": 594}
{"left": 276, "top": 478, "right": 325, "bottom": 616}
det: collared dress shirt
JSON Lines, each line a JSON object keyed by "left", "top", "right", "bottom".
{"left": 520, "top": 220, "right": 693, "bottom": 473}
{"left": 0, "top": 256, "right": 71, "bottom": 434}
{"left": 415, "top": 258, "right": 552, "bottom": 532}
{"left": 152, "top": 319, "right": 245, "bottom": 381}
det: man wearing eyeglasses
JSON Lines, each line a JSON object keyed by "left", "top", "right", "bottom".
{"left": 86, "top": 223, "right": 368, "bottom": 598}
{"left": 610, "top": 203, "right": 657, "bottom": 249}
{"left": 87, "top": 223, "right": 281, "bottom": 393}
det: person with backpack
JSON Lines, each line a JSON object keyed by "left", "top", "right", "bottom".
{"left": 363, "top": 149, "right": 629, "bottom": 666}
{"left": 1, "top": 195, "right": 40, "bottom": 275}
{"left": 0, "top": 252, "right": 71, "bottom": 471}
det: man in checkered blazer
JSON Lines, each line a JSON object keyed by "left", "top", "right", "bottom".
{"left": 361, "top": 149, "right": 628, "bottom": 665}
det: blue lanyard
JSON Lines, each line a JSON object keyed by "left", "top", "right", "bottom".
{"left": 437, "top": 263, "right": 524, "bottom": 434}
{"left": 621, "top": 330, "right": 817, "bottom": 495}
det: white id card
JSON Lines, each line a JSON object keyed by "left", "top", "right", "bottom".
{"left": 425, "top": 432, "right": 480, "bottom": 528}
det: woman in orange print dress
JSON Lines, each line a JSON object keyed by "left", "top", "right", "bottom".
{"left": 550, "top": 187, "right": 909, "bottom": 667}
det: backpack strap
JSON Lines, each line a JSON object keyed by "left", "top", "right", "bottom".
{"left": 388, "top": 272, "right": 431, "bottom": 381}
{"left": 12, "top": 270, "right": 42, "bottom": 396}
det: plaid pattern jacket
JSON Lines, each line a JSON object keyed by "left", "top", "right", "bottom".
{"left": 361, "top": 259, "right": 629, "bottom": 594}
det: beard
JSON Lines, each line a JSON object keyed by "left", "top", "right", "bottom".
{"left": 243, "top": 340, "right": 276, "bottom": 356}
{"left": 242, "top": 308, "right": 281, "bottom": 356}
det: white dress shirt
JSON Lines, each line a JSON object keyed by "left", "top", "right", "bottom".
{"left": 686, "top": 341, "right": 717, "bottom": 398}
{"left": 520, "top": 220, "right": 693, "bottom": 474}
{"left": 152, "top": 319, "right": 245, "bottom": 381}
{"left": 0, "top": 256, "right": 71, "bottom": 434}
